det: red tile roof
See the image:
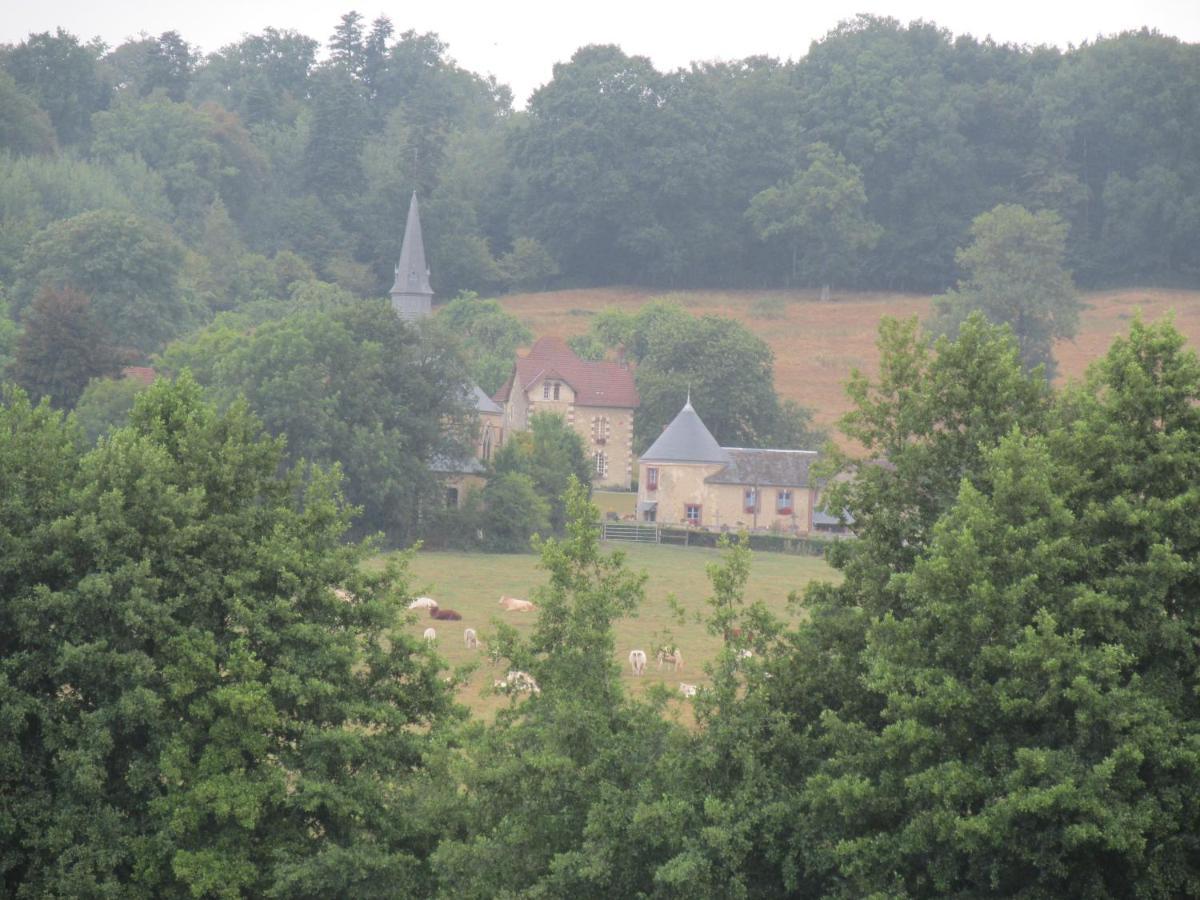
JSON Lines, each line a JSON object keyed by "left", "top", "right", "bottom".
{"left": 121, "top": 366, "right": 157, "bottom": 386}
{"left": 493, "top": 336, "right": 639, "bottom": 409}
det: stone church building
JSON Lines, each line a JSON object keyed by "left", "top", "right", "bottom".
{"left": 391, "top": 192, "right": 636, "bottom": 496}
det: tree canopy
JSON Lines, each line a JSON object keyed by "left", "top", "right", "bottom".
{"left": 933, "top": 203, "right": 1080, "bottom": 377}
{"left": 160, "top": 298, "right": 475, "bottom": 544}
{"left": 0, "top": 375, "right": 458, "bottom": 896}
{"left": 575, "top": 300, "right": 824, "bottom": 451}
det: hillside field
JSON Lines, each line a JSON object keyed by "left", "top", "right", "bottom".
{"left": 496, "top": 286, "right": 1200, "bottom": 435}
{"left": 380, "top": 543, "right": 836, "bottom": 720}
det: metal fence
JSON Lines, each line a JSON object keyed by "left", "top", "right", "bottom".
{"left": 599, "top": 522, "right": 662, "bottom": 544}
{"left": 599, "top": 521, "right": 833, "bottom": 556}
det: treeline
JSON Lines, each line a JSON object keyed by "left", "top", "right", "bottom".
{"left": 1, "top": 14, "right": 1197, "bottom": 316}
{"left": 5, "top": 314, "right": 1200, "bottom": 895}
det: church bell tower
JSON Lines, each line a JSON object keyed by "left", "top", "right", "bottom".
{"left": 390, "top": 191, "right": 434, "bottom": 321}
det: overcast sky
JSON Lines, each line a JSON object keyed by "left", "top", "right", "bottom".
{"left": 5, "top": 0, "right": 1198, "bottom": 105}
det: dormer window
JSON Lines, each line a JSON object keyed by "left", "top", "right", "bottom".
{"left": 543, "top": 382, "right": 551, "bottom": 399}
{"left": 542, "top": 381, "right": 561, "bottom": 400}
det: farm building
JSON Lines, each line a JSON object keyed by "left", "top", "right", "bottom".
{"left": 636, "top": 399, "right": 820, "bottom": 533}
{"left": 492, "top": 336, "right": 640, "bottom": 489}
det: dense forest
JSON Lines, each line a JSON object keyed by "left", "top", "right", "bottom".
{"left": 1, "top": 13, "right": 1197, "bottom": 316}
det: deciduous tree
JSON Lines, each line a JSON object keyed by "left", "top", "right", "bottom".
{"left": 932, "top": 203, "right": 1079, "bottom": 377}
{"left": 1, "top": 375, "right": 458, "bottom": 896}
{"left": 9, "top": 285, "right": 123, "bottom": 407}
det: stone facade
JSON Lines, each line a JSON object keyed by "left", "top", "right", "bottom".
{"left": 494, "top": 337, "right": 640, "bottom": 489}
{"left": 637, "top": 401, "right": 819, "bottom": 533}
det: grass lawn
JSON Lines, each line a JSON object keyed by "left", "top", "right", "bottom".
{"left": 380, "top": 541, "right": 838, "bottom": 720}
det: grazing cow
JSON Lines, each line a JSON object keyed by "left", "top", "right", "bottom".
{"left": 657, "top": 647, "right": 684, "bottom": 671}
{"left": 495, "top": 670, "right": 540, "bottom": 694}
{"left": 736, "top": 648, "right": 754, "bottom": 660}
{"left": 498, "top": 595, "right": 535, "bottom": 612}
{"left": 629, "top": 649, "right": 647, "bottom": 676}
{"left": 464, "top": 628, "right": 479, "bottom": 649}
{"left": 430, "top": 607, "right": 463, "bottom": 621}
{"left": 408, "top": 596, "right": 438, "bottom": 611}
{"left": 679, "top": 682, "right": 698, "bottom": 697}
{"left": 423, "top": 627, "right": 437, "bottom": 643}
{"left": 332, "top": 587, "right": 355, "bottom": 603}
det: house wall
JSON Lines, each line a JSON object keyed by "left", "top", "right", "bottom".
{"left": 527, "top": 375, "right": 576, "bottom": 412}
{"left": 639, "top": 461, "right": 816, "bottom": 532}
{"left": 443, "top": 473, "right": 486, "bottom": 508}
{"left": 504, "top": 373, "right": 530, "bottom": 433}
{"left": 477, "top": 410, "right": 504, "bottom": 462}
{"left": 575, "top": 405, "right": 635, "bottom": 490}
{"left": 502, "top": 373, "right": 637, "bottom": 491}
{"left": 704, "top": 483, "right": 815, "bottom": 533}
{"left": 638, "top": 461, "right": 726, "bottom": 525}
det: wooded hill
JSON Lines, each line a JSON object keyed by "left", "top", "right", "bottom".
{"left": 0, "top": 13, "right": 1197, "bottom": 332}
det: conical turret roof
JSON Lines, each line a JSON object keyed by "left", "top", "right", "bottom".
{"left": 391, "top": 192, "right": 433, "bottom": 297}
{"left": 640, "top": 400, "right": 729, "bottom": 464}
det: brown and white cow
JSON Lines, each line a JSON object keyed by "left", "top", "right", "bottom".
{"left": 657, "top": 647, "right": 684, "bottom": 672}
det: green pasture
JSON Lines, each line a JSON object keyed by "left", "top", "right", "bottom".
{"left": 380, "top": 541, "right": 838, "bottom": 720}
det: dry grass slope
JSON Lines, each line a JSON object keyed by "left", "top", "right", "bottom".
{"left": 496, "top": 286, "right": 1200, "bottom": 435}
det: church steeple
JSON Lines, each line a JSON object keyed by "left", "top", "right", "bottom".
{"left": 390, "top": 191, "right": 434, "bottom": 321}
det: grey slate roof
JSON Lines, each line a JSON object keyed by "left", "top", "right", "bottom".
{"left": 470, "top": 384, "right": 502, "bottom": 415}
{"left": 705, "top": 448, "right": 818, "bottom": 487}
{"left": 640, "top": 400, "right": 730, "bottom": 464}
{"left": 390, "top": 192, "right": 434, "bottom": 298}
{"left": 430, "top": 452, "right": 486, "bottom": 475}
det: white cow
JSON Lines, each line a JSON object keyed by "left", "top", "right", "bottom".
{"left": 679, "top": 682, "right": 698, "bottom": 697}
{"left": 657, "top": 647, "right": 684, "bottom": 672}
{"left": 423, "top": 627, "right": 437, "bottom": 643}
{"left": 408, "top": 596, "right": 438, "bottom": 611}
{"left": 464, "top": 628, "right": 479, "bottom": 649}
{"left": 498, "top": 670, "right": 540, "bottom": 694}
{"left": 736, "top": 648, "right": 754, "bottom": 660}
{"left": 499, "top": 596, "right": 535, "bottom": 612}
{"left": 629, "top": 649, "right": 647, "bottom": 676}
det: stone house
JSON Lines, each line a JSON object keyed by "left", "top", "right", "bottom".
{"left": 492, "top": 336, "right": 639, "bottom": 489}
{"left": 636, "top": 399, "right": 819, "bottom": 532}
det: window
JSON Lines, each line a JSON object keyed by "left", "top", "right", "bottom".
{"left": 594, "top": 450, "right": 608, "bottom": 479}
{"left": 446, "top": 486, "right": 459, "bottom": 507}
{"left": 777, "top": 489, "right": 793, "bottom": 515}
{"left": 481, "top": 425, "right": 494, "bottom": 461}
{"left": 685, "top": 503, "right": 702, "bottom": 525}
{"left": 553, "top": 382, "right": 561, "bottom": 400}
{"left": 592, "top": 415, "right": 610, "bottom": 444}
{"left": 643, "top": 507, "right": 656, "bottom": 523}
{"left": 744, "top": 487, "right": 759, "bottom": 513}
{"left": 646, "top": 466, "right": 659, "bottom": 491}
{"left": 542, "top": 382, "right": 551, "bottom": 399}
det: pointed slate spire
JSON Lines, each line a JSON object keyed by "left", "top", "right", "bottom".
{"left": 390, "top": 191, "right": 434, "bottom": 321}
{"left": 640, "top": 399, "right": 730, "bottom": 464}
